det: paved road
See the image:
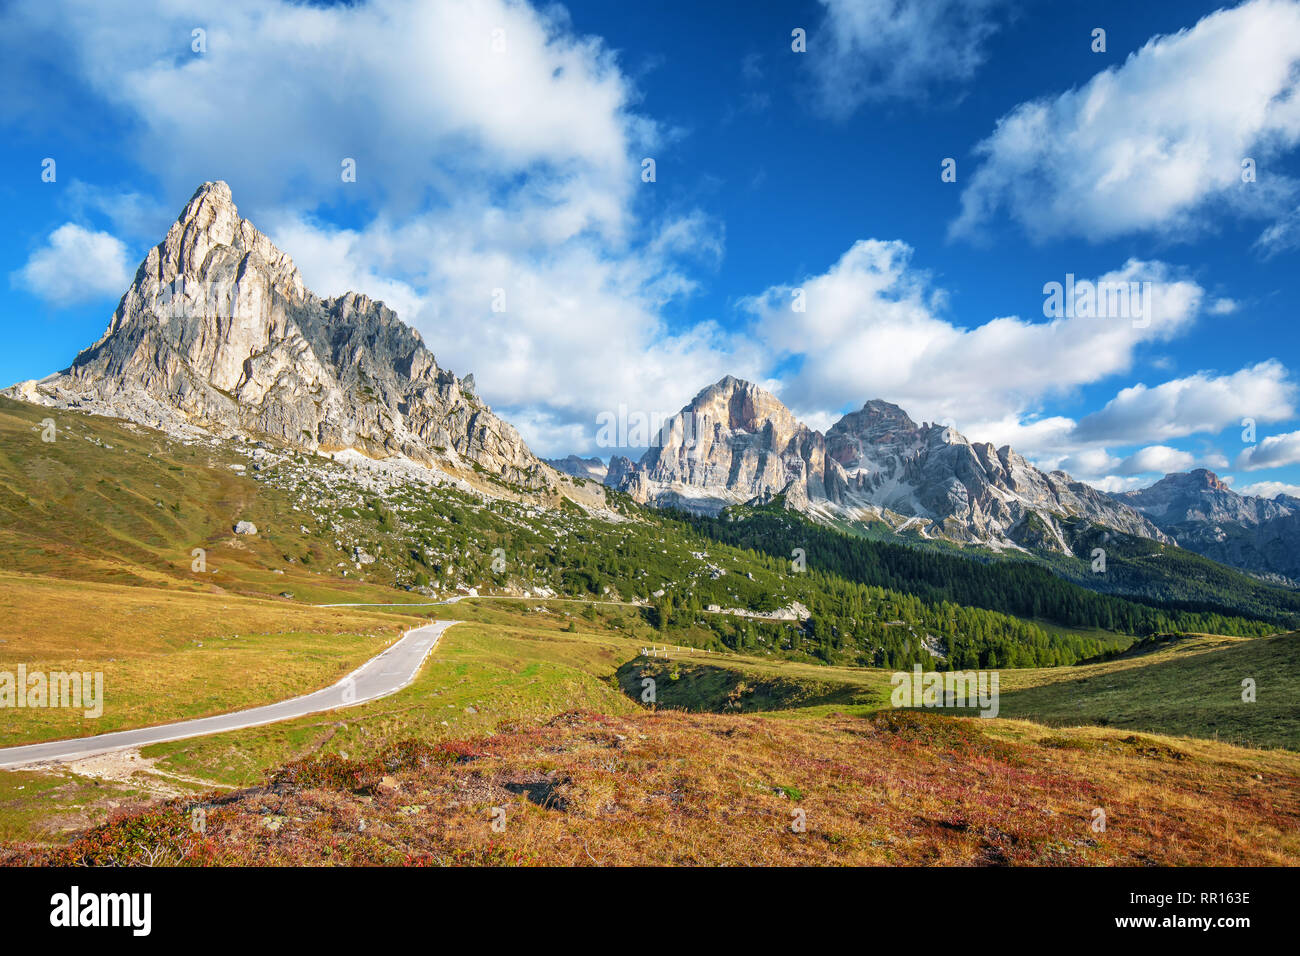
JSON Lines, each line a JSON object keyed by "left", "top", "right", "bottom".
{"left": 0, "top": 620, "right": 460, "bottom": 770}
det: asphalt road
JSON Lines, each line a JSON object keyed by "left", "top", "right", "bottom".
{"left": 0, "top": 619, "right": 459, "bottom": 769}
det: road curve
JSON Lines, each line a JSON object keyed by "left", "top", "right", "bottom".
{"left": 0, "top": 620, "right": 460, "bottom": 770}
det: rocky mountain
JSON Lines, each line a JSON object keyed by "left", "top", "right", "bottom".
{"left": 604, "top": 455, "right": 637, "bottom": 490}
{"left": 618, "top": 376, "right": 841, "bottom": 513}
{"left": 823, "top": 399, "right": 1167, "bottom": 546}
{"left": 615, "top": 376, "right": 1169, "bottom": 554}
{"left": 1112, "top": 470, "right": 1300, "bottom": 584}
{"left": 544, "top": 455, "right": 607, "bottom": 482}
{"left": 8, "top": 181, "right": 1286, "bottom": 576}
{"left": 6, "top": 182, "right": 553, "bottom": 491}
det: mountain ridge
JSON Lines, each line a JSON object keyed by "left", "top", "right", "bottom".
{"left": 613, "top": 375, "right": 1169, "bottom": 555}
{"left": 7, "top": 181, "right": 558, "bottom": 494}
{"left": 1111, "top": 469, "right": 1300, "bottom": 584}
{"left": 4, "top": 180, "right": 1294, "bottom": 582}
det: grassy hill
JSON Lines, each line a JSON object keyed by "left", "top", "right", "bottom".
{"left": 0, "top": 570, "right": 419, "bottom": 746}
{"left": 0, "top": 592, "right": 1297, "bottom": 863}
{"left": 614, "top": 623, "right": 1300, "bottom": 751}
{"left": 993, "top": 632, "right": 1300, "bottom": 749}
{"left": 2, "top": 399, "right": 1298, "bottom": 864}
{"left": 0, "top": 398, "right": 1167, "bottom": 670}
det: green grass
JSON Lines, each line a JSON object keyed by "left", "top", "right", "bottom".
{"left": 610, "top": 625, "right": 1300, "bottom": 751}
{"left": 2, "top": 398, "right": 1297, "bottom": 853}
{"left": 141, "top": 610, "right": 644, "bottom": 788}
{"left": 0, "top": 397, "right": 443, "bottom": 606}
{"left": 0, "top": 570, "right": 420, "bottom": 746}
{"left": 993, "top": 631, "right": 1300, "bottom": 750}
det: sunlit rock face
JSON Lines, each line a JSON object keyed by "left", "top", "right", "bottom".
{"left": 13, "top": 181, "right": 549, "bottom": 489}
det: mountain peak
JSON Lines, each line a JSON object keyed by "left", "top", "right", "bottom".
{"left": 1115, "top": 466, "right": 1295, "bottom": 528}
{"left": 688, "top": 375, "right": 799, "bottom": 434}
{"left": 698, "top": 374, "right": 764, "bottom": 399}
{"left": 145, "top": 179, "right": 308, "bottom": 309}
{"left": 1183, "top": 468, "right": 1231, "bottom": 491}
{"left": 174, "top": 180, "right": 240, "bottom": 233}
{"left": 827, "top": 398, "right": 919, "bottom": 442}
{"left": 189, "top": 179, "right": 234, "bottom": 204}
{"left": 8, "top": 179, "right": 551, "bottom": 492}
{"left": 858, "top": 399, "right": 918, "bottom": 429}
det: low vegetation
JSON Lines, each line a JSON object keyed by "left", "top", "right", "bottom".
{"left": 7, "top": 709, "right": 1297, "bottom": 866}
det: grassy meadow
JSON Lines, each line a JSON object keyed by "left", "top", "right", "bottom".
{"left": 0, "top": 400, "right": 1296, "bottom": 864}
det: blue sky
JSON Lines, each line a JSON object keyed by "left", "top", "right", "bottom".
{"left": 2, "top": 0, "right": 1299, "bottom": 497}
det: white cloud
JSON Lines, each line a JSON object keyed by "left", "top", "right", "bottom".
{"left": 744, "top": 243, "right": 1295, "bottom": 480}
{"left": 273, "top": 209, "right": 761, "bottom": 458}
{"left": 812, "top": 0, "right": 1005, "bottom": 113}
{"left": 1, "top": 0, "right": 651, "bottom": 236}
{"left": 1234, "top": 479, "right": 1300, "bottom": 499}
{"left": 1084, "top": 475, "right": 1153, "bottom": 494}
{"left": 951, "top": 0, "right": 1300, "bottom": 243}
{"left": 1057, "top": 448, "right": 1121, "bottom": 478}
{"left": 743, "top": 239, "right": 1206, "bottom": 432}
{"left": 1056, "top": 444, "right": 1223, "bottom": 484}
{"left": 1072, "top": 361, "right": 1297, "bottom": 445}
{"left": 1116, "top": 444, "right": 1196, "bottom": 475}
{"left": 11, "top": 223, "right": 130, "bottom": 306}
{"left": 1236, "top": 429, "right": 1300, "bottom": 470}
{"left": 0, "top": 0, "right": 754, "bottom": 456}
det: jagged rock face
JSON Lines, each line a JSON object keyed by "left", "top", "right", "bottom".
{"left": 603, "top": 455, "right": 636, "bottom": 489}
{"left": 617, "top": 379, "right": 1169, "bottom": 552}
{"left": 544, "top": 455, "right": 607, "bottom": 481}
{"left": 823, "top": 400, "right": 1168, "bottom": 548}
{"left": 9, "top": 182, "right": 549, "bottom": 489}
{"left": 1114, "top": 469, "right": 1293, "bottom": 526}
{"left": 619, "top": 376, "right": 842, "bottom": 514}
{"left": 1113, "top": 470, "right": 1300, "bottom": 583}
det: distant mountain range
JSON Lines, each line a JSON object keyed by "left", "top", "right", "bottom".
{"left": 1111, "top": 470, "right": 1300, "bottom": 585}
{"left": 609, "top": 375, "right": 1166, "bottom": 548}
{"left": 6, "top": 181, "right": 1296, "bottom": 587}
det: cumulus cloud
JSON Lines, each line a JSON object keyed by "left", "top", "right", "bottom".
{"left": 742, "top": 239, "right": 1206, "bottom": 431}
{"left": 0, "top": 0, "right": 650, "bottom": 233}
{"left": 11, "top": 223, "right": 131, "bottom": 306}
{"left": 1115, "top": 445, "right": 1197, "bottom": 475}
{"left": 1236, "top": 429, "right": 1300, "bottom": 470}
{"left": 1058, "top": 445, "right": 1216, "bottom": 485}
{"left": 1056, "top": 448, "right": 1121, "bottom": 479}
{"left": 272, "top": 209, "right": 762, "bottom": 457}
{"left": 742, "top": 237, "right": 1300, "bottom": 485}
{"left": 1233, "top": 479, "right": 1300, "bottom": 499}
{"left": 1072, "top": 361, "right": 1297, "bottom": 445}
{"left": 811, "top": 0, "right": 1006, "bottom": 114}
{"left": 0, "top": 0, "right": 754, "bottom": 455}
{"left": 1086, "top": 475, "right": 1156, "bottom": 493}
{"left": 951, "top": 0, "right": 1300, "bottom": 243}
